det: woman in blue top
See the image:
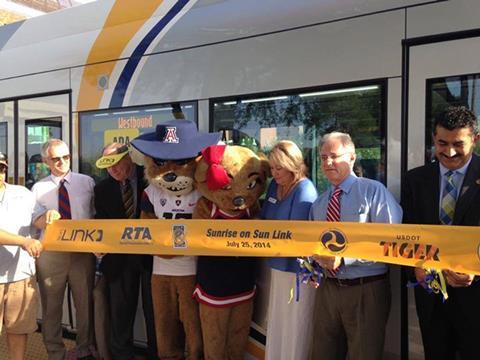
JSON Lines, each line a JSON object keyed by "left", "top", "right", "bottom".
{"left": 261, "top": 140, "right": 318, "bottom": 360}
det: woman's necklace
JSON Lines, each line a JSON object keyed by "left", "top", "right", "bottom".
{"left": 278, "top": 180, "right": 298, "bottom": 201}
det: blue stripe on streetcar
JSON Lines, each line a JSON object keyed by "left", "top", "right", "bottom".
{"left": 109, "top": 0, "right": 190, "bottom": 108}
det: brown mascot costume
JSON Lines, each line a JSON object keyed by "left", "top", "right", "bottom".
{"left": 131, "top": 120, "right": 220, "bottom": 360}
{"left": 192, "top": 144, "right": 269, "bottom": 360}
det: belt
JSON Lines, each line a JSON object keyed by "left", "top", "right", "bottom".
{"left": 326, "top": 273, "right": 387, "bottom": 287}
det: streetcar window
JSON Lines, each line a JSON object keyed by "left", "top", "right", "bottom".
{"left": 79, "top": 102, "right": 197, "bottom": 182}
{"left": 212, "top": 83, "right": 385, "bottom": 192}
{"left": 0, "top": 122, "right": 6, "bottom": 155}
{"left": 426, "top": 74, "right": 480, "bottom": 162}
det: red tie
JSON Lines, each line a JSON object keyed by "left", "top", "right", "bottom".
{"left": 325, "top": 187, "right": 342, "bottom": 277}
{"left": 326, "top": 187, "right": 341, "bottom": 222}
{"left": 58, "top": 179, "right": 71, "bottom": 219}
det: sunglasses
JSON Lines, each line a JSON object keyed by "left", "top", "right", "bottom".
{"left": 0, "top": 164, "right": 7, "bottom": 174}
{"left": 50, "top": 154, "right": 71, "bottom": 163}
{"left": 153, "top": 158, "right": 195, "bottom": 167}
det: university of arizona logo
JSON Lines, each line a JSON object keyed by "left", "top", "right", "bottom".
{"left": 163, "top": 127, "right": 179, "bottom": 143}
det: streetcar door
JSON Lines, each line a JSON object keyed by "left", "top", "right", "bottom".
{"left": 0, "top": 92, "right": 70, "bottom": 187}
{"left": 406, "top": 35, "right": 480, "bottom": 360}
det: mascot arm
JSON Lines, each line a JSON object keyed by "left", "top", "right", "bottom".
{"left": 193, "top": 197, "right": 211, "bottom": 219}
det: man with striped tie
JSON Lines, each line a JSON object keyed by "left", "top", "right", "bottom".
{"left": 32, "top": 138, "right": 96, "bottom": 360}
{"left": 309, "top": 132, "right": 402, "bottom": 360}
{"left": 402, "top": 106, "right": 480, "bottom": 360}
{"left": 94, "top": 143, "right": 157, "bottom": 360}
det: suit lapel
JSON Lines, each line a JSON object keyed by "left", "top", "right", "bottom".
{"left": 112, "top": 179, "right": 126, "bottom": 218}
{"left": 428, "top": 163, "right": 441, "bottom": 224}
{"left": 454, "top": 155, "right": 480, "bottom": 224}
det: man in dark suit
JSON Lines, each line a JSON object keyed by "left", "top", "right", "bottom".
{"left": 94, "top": 143, "right": 157, "bottom": 360}
{"left": 402, "top": 106, "right": 480, "bottom": 360}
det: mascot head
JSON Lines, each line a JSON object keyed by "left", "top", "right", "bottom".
{"left": 195, "top": 144, "right": 270, "bottom": 214}
{"left": 131, "top": 120, "right": 221, "bottom": 196}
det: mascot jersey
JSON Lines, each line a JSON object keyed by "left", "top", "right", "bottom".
{"left": 141, "top": 185, "right": 201, "bottom": 276}
{"left": 193, "top": 201, "right": 257, "bottom": 307}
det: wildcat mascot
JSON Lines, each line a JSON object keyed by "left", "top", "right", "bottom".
{"left": 193, "top": 144, "right": 269, "bottom": 360}
{"left": 131, "top": 120, "right": 220, "bottom": 360}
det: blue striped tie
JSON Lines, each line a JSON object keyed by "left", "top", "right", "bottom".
{"left": 58, "top": 179, "right": 71, "bottom": 219}
{"left": 440, "top": 170, "right": 456, "bottom": 225}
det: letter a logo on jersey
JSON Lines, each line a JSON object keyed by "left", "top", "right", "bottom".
{"left": 163, "top": 127, "right": 179, "bottom": 143}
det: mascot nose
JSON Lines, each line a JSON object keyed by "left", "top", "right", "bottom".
{"left": 233, "top": 196, "right": 245, "bottom": 207}
{"left": 163, "top": 172, "right": 177, "bottom": 182}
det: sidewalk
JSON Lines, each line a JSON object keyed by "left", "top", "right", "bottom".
{"left": 0, "top": 330, "right": 151, "bottom": 359}
{"left": 0, "top": 330, "right": 75, "bottom": 359}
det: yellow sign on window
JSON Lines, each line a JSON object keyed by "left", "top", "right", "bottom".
{"left": 104, "top": 128, "right": 139, "bottom": 146}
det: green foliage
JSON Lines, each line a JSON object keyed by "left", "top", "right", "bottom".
{"left": 213, "top": 88, "right": 383, "bottom": 188}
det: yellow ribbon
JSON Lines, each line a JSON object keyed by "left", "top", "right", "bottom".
{"left": 42, "top": 219, "right": 480, "bottom": 275}
{"left": 425, "top": 269, "right": 449, "bottom": 300}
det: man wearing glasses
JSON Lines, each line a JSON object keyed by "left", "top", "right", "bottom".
{"left": 309, "top": 132, "right": 402, "bottom": 360}
{"left": 32, "top": 139, "right": 96, "bottom": 360}
{"left": 0, "top": 152, "right": 43, "bottom": 360}
{"left": 402, "top": 106, "right": 480, "bottom": 359}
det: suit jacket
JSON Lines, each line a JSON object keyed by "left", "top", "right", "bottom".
{"left": 94, "top": 165, "right": 145, "bottom": 220}
{"left": 94, "top": 165, "right": 158, "bottom": 358}
{"left": 402, "top": 154, "right": 480, "bottom": 227}
{"left": 94, "top": 165, "right": 149, "bottom": 279}
{"left": 402, "top": 154, "right": 480, "bottom": 325}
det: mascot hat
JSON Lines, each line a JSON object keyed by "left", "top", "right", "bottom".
{"left": 131, "top": 119, "right": 221, "bottom": 160}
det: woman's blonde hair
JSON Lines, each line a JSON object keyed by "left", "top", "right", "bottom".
{"left": 268, "top": 140, "right": 307, "bottom": 182}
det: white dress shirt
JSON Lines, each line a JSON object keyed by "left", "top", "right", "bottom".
{"left": 32, "top": 171, "right": 95, "bottom": 224}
